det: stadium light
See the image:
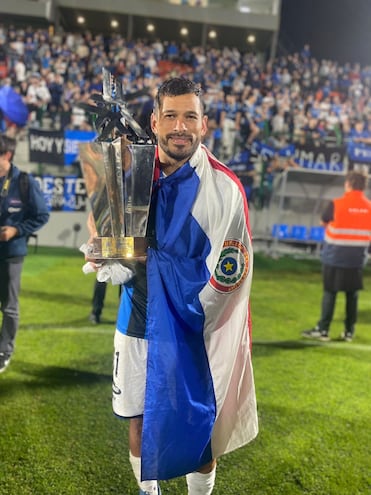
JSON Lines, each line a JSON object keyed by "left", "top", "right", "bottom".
{"left": 208, "top": 30, "right": 217, "bottom": 39}
{"left": 77, "top": 16, "right": 85, "bottom": 25}
{"left": 180, "top": 27, "right": 189, "bottom": 36}
{"left": 247, "top": 34, "right": 256, "bottom": 44}
{"left": 111, "top": 20, "right": 119, "bottom": 29}
{"left": 237, "top": 1, "right": 251, "bottom": 13}
{"left": 147, "top": 23, "right": 155, "bottom": 32}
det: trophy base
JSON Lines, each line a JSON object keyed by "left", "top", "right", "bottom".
{"left": 91, "top": 236, "right": 149, "bottom": 259}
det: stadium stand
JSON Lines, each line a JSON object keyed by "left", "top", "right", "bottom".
{"left": 0, "top": 8, "right": 371, "bottom": 252}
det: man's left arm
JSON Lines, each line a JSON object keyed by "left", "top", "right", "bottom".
{"left": 15, "top": 175, "right": 49, "bottom": 237}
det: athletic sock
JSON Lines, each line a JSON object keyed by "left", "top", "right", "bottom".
{"left": 129, "top": 451, "right": 159, "bottom": 494}
{"left": 186, "top": 466, "right": 216, "bottom": 495}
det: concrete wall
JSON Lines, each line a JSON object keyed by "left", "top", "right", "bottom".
{"left": 37, "top": 211, "right": 90, "bottom": 249}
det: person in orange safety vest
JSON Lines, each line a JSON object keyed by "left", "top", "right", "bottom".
{"left": 302, "top": 170, "right": 371, "bottom": 342}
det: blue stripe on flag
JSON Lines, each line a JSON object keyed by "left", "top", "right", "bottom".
{"left": 142, "top": 248, "right": 215, "bottom": 480}
{"left": 141, "top": 163, "right": 217, "bottom": 480}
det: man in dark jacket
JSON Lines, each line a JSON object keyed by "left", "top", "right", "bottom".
{"left": 0, "top": 134, "right": 49, "bottom": 372}
{"left": 302, "top": 170, "right": 371, "bottom": 342}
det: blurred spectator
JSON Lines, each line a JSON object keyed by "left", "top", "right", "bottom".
{"left": 299, "top": 116, "right": 325, "bottom": 146}
{"left": 226, "top": 143, "right": 257, "bottom": 203}
{"left": 46, "top": 72, "right": 64, "bottom": 123}
{"left": 346, "top": 118, "right": 371, "bottom": 145}
{"left": 220, "top": 92, "right": 240, "bottom": 159}
{"left": 25, "top": 73, "right": 51, "bottom": 127}
{"left": 13, "top": 57, "right": 26, "bottom": 84}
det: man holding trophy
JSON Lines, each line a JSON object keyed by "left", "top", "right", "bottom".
{"left": 81, "top": 74, "right": 258, "bottom": 495}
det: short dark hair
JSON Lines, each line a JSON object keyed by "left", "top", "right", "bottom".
{"left": 346, "top": 170, "right": 368, "bottom": 191}
{"left": 0, "top": 134, "right": 16, "bottom": 159}
{"left": 154, "top": 77, "right": 204, "bottom": 114}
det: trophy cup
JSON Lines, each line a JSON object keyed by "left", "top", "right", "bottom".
{"left": 78, "top": 69, "right": 156, "bottom": 259}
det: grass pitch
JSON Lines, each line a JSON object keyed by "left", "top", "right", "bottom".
{"left": 0, "top": 247, "right": 370, "bottom": 494}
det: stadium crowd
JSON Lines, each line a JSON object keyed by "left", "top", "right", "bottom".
{"left": 1, "top": 23, "right": 371, "bottom": 201}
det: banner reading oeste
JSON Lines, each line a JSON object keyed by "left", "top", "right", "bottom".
{"left": 33, "top": 175, "right": 87, "bottom": 211}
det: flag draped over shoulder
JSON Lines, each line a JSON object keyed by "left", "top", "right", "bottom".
{"left": 142, "top": 145, "right": 258, "bottom": 481}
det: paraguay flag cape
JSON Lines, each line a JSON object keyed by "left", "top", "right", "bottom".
{"left": 142, "top": 144, "right": 258, "bottom": 480}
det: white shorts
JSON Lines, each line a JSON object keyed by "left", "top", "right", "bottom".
{"left": 112, "top": 330, "right": 148, "bottom": 418}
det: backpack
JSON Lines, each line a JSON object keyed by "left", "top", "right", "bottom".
{"left": 18, "top": 171, "right": 30, "bottom": 205}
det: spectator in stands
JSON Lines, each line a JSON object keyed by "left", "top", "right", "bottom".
{"left": 323, "top": 109, "right": 342, "bottom": 145}
{"left": 46, "top": 72, "right": 64, "bottom": 125}
{"left": 300, "top": 44, "right": 311, "bottom": 62}
{"left": 300, "top": 115, "right": 325, "bottom": 146}
{"left": 237, "top": 110, "right": 260, "bottom": 148}
{"left": 59, "top": 100, "right": 72, "bottom": 129}
{"left": 71, "top": 94, "right": 91, "bottom": 130}
{"left": 203, "top": 89, "right": 224, "bottom": 156}
{"left": 291, "top": 105, "right": 308, "bottom": 142}
{"left": 302, "top": 171, "right": 371, "bottom": 342}
{"left": 270, "top": 107, "right": 289, "bottom": 136}
{"left": 269, "top": 134, "right": 300, "bottom": 172}
{"left": 347, "top": 118, "right": 371, "bottom": 145}
{"left": 219, "top": 92, "right": 240, "bottom": 160}
{"left": 226, "top": 142, "right": 257, "bottom": 203}
{"left": 24, "top": 72, "right": 51, "bottom": 127}
{"left": 13, "top": 56, "right": 26, "bottom": 85}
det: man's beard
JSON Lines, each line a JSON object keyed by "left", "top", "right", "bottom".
{"left": 158, "top": 134, "right": 200, "bottom": 163}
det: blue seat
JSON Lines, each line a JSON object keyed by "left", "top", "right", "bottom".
{"left": 290, "top": 225, "right": 308, "bottom": 240}
{"left": 309, "top": 226, "right": 325, "bottom": 242}
{"left": 271, "top": 223, "right": 290, "bottom": 239}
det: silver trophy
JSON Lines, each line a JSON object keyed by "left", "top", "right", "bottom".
{"left": 79, "top": 69, "right": 156, "bottom": 259}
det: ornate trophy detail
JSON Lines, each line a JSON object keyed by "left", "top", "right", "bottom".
{"left": 79, "top": 69, "right": 156, "bottom": 259}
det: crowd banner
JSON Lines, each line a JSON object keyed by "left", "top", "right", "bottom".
{"left": 347, "top": 142, "right": 371, "bottom": 174}
{"left": 29, "top": 128, "right": 65, "bottom": 165}
{"left": 29, "top": 128, "right": 96, "bottom": 165}
{"left": 347, "top": 142, "right": 371, "bottom": 163}
{"left": 251, "top": 140, "right": 275, "bottom": 159}
{"left": 251, "top": 140, "right": 346, "bottom": 172}
{"left": 293, "top": 143, "right": 346, "bottom": 172}
{"left": 33, "top": 174, "right": 87, "bottom": 212}
{"left": 64, "top": 129, "right": 97, "bottom": 165}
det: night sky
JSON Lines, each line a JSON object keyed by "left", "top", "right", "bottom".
{"left": 279, "top": 0, "right": 371, "bottom": 65}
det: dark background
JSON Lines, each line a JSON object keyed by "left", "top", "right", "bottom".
{"left": 279, "top": 0, "right": 371, "bottom": 64}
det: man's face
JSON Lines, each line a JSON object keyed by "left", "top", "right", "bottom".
{"left": 0, "top": 151, "right": 11, "bottom": 173}
{"left": 151, "top": 93, "right": 208, "bottom": 165}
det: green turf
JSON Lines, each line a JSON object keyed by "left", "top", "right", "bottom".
{"left": 0, "top": 247, "right": 370, "bottom": 494}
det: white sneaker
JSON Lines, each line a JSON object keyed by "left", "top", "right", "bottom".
{"left": 302, "top": 327, "right": 330, "bottom": 341}
{"left": 340, "top": 332, "right": 353, "bottom": 342}
{"left": 0, "top": 353, "right": 11, "bottom": 373}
